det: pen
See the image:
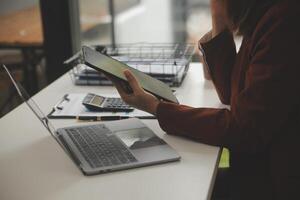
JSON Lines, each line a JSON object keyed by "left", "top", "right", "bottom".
{"left": 76, "top": 116, "right": 129, "bottom": 121}
{"left": 55, "top": 94, "right": 70, "bottom": 110}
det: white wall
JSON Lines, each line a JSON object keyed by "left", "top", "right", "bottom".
{"left": 115, "top": 0, "right": 174, "bottom": 43}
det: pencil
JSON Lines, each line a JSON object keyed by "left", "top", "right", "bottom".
{"left": 76, "top": 116, "right": 129, "bottom": 121}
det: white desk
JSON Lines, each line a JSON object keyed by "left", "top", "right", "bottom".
{"left": 0, "top": 63, "right": 224, "bottom": 200}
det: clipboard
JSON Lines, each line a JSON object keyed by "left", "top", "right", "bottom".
{"left": 48, "top": 93, "right": 155, "bottom": 119}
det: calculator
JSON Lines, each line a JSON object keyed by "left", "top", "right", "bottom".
{"left": 82, "top": 93, "right": 134, "bottom": 112}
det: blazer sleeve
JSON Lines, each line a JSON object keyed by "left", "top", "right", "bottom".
{"left": 199, "top": 29, "right": 236, "bottom": 105}
{"left": 156, "top": 14, "right": 300, "bottom": 154}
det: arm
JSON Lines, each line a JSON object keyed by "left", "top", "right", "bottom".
{"left": 112, "top": 18, "right": 299, "bottom": 154}
{"left": 199, "top": 30, "right": 236, "bottom": 105}
{"left": 199, "top": 0, "right": 236, "bottom": 105}
{"left": 157, "top": 14, "right": 300, "bottom": 154}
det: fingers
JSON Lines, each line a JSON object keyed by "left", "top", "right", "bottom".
{"left": 123, "top": 70, "right": 143, "bottom": 93}
{"left": 101, "top": 69, "right": 145, "bottom": 106}
{"left": 114, "top": 81, "right": 130, "bottom": 98}
{"left": 103, "top": 72, "right": 122, "bottom": 87}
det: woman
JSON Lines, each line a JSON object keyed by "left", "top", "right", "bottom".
{"left": 109, "top": 0, "right": 300, "bottom": 199}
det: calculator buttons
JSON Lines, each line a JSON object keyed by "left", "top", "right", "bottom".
{"left": 82, "top": 93, "right": 134, "bottom": 112}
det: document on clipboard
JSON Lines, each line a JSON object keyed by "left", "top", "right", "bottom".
{"left": 48, "top": 93, "right": 154, "bottom": 119}
{"left": 82, "top": 46, "right": 179, "bottom": 103}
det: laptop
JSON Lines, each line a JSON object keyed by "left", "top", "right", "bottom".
{"left": 2, "top": 65, "right": 180, "bottom": 176}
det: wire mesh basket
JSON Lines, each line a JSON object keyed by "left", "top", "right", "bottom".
{"left": 65, "top": 43, "right": 195, "bottom": 87}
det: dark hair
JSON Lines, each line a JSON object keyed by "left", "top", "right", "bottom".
{"left": 225, "top": 0, "right": 280, "bottom": 36}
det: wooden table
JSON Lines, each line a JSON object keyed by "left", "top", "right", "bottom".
{"left": 0, "top": 5, "right": 107, "bottom": 94}
{"left": 0, "top": 6, "right": 43, "bottom": 95}
{"left": 0, "top": 6, "right": 107, "bottom": 47}
{"left": 0, "top": 6, "right": 43, "bottom": 47}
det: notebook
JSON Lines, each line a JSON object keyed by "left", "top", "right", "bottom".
{"left": 82, "top": 46, "right": 179, "bottom": 103}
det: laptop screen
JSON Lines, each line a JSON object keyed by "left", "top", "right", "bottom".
{"left": 2, "top": 65, "right": 56, "bottom": 136}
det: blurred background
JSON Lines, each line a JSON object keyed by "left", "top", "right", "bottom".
{"left": 0, "top": 0, "right": 211, "bottom": 117}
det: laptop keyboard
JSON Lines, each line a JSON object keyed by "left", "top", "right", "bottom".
{"left": 65, "top": 125, "right": 137, "bottom": 168}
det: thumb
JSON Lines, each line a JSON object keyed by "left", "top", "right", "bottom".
{"left": 123, "top": 70, "right": 142, "bottom": 93}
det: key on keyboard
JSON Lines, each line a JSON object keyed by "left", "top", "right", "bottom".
{"left": 66, "top": 124, "right": 137, "bottom": 168}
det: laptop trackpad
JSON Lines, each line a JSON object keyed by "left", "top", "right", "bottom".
{"left": 115, "top": 127, "right": 166, "bottom": 150}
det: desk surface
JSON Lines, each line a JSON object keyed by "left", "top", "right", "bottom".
{"left": 0, "top": 63, "right": 223, "bottom": 200}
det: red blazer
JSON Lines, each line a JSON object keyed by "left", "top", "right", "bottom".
{"left": 156, "top": 0, "right": 300, "bottom": 199}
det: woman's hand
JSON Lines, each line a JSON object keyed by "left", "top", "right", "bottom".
{"left": 210, "top": 0, "right": 228, "bottom": 37}
{"left": 109, "top": 70, "right": 160, "bottom": 115}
